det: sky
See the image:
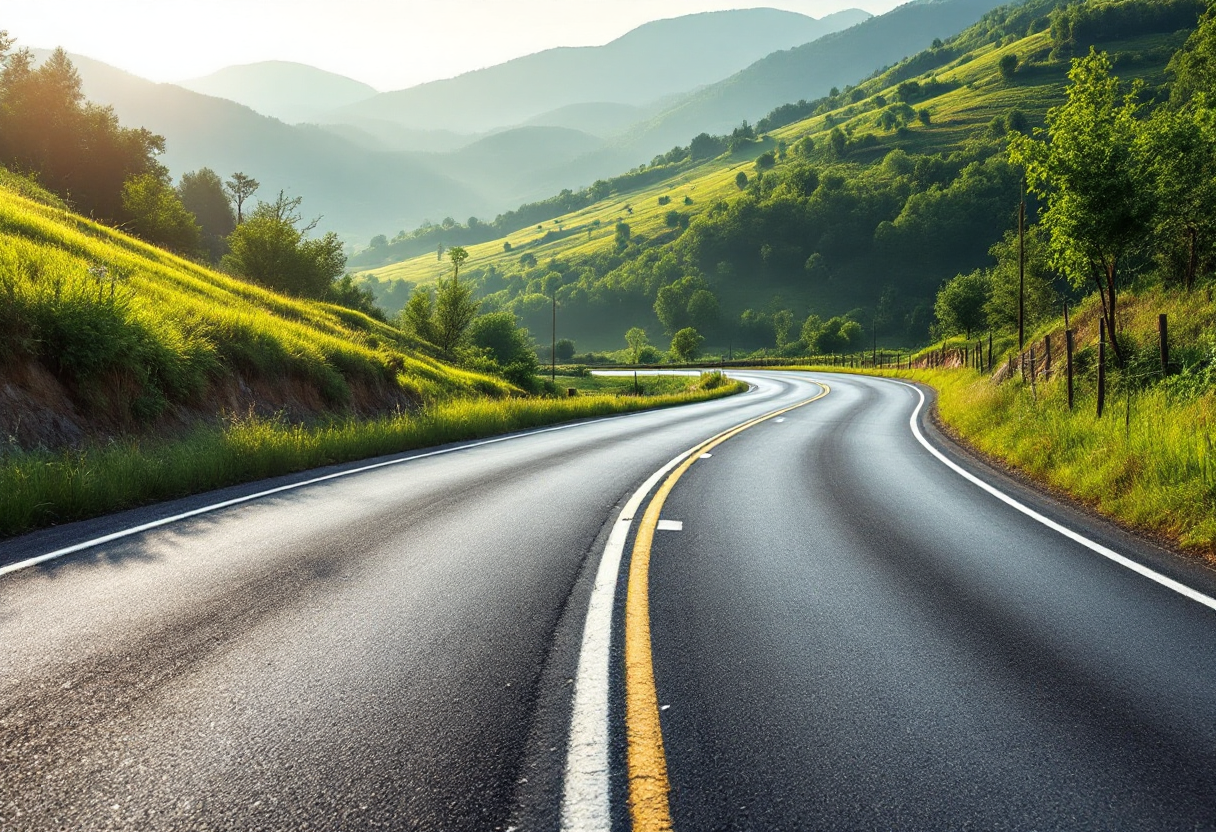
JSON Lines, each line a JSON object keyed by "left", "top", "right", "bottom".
{"left": 6, "top": 0, "right": 908, "bottom": 91}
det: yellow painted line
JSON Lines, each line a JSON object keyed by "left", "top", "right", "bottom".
{"left": 624, "top": 382, "right": 831, "bottom": 832}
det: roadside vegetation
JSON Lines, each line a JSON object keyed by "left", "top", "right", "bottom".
{"left": 0, "top": 373, "right": 743, "bottom": 537}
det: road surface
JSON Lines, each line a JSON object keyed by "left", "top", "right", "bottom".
{"left": 2, "top": 371, "right": 1215, "bottom": 831}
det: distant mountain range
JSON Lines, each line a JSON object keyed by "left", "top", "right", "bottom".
{"left": 322, "top": 8, "right": 871, "bottom": 134}
{"left": 27, "top": 2, "right": 1004, "bottom": 244}
{"left": 179, "top": 61, "right": 378, "bottom": 124}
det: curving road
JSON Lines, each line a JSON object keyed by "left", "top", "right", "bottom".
{"left": 2, "top": 371, "right": 1215, "bottom": 831}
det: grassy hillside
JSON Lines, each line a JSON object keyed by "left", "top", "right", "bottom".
{"left": 0, "top": 172, "right": 512, "bottom": 453}
{"left": 356, "top": 0, "right": 1194, "bottom": 354}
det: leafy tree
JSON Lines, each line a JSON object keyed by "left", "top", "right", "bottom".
{"left": 1142, "top": 104, "right": 1216, "bottom": 289}
{"left": 828, "top": 127, "right": 848, "bottom": 158}
{"left": 223, "top": 172, "right": 259, "bottom": 223}
{"left": 520, "top": 252, "right": 537, "bottom": 268}
{"left": 121, "top": 173, "right": 200, "bottom": 254}
{"left": 934, "top": 269, "right": 992, "bottom": 338}
{"left": 984, "top": 225, "right": 1059, "bottom": 332}
{"left": 918, "top": 108, "right": 932, "bottom": 126}
{"left": 687, "top": 289, "right": 720, "bottom": 334}
{"left": 1169, "top": 0, "right": 1216, "bottom": 107}
{"left": 448, "top": 245, "right": 469, "bottom": 282}
{"left": 400, "top": 286, "right": 438, "bottom": 344}
{"left": 433, "top": 259, "right": 480, "bottom": 355}
{"left": 670, "top": 327, "right": 703, "bottom": 362}
{"left": 555, "top": 338, "right": 576, "bottom": 362}
{"left": 755, "top": 151, "right": 776, "bottom": 170}
{"left": 654, "top": 275, "right": 710, "bottom": 334}
{"left": 466, "top": 310, "right": 538, "bottom": 388}
{"left": 0, "top": 44, "right": 165, "bottom": 222}
{"left": 772, "top": 309, "right": 795, "bottom": 348}
{"left": 177, "top": 168, "right": 235, "bottom": 262}
{"left": 614, "top": 221, "right": 631, "bottom": 249}
{"left": 503, "top": 241, "right": 513, "bottom": 252}
{"left": 999, "top": 53, "right": 1020, "bottom": 80}
{"left": 735, "top": 171, "right": 749, "bottom": 190}
{"left": 222, "top": 192, "right": 344, "bottom": 298}
{"left": 326, "top": 275, "right": 384, "bottom": 320}
{"left": 625, "top": 327, "right": 651, "bottom": 363}
{"left": 1009, "top": 49, "right": 1154, "bottom": 364}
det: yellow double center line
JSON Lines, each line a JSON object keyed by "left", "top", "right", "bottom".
{"left": 624, "top": 382, "right": 831, "bottom": 831}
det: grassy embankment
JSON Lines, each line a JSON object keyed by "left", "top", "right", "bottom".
{"left": 0, "top": 180, "right": 743, "bottom": 538}
{"left": 780, "top": 287, "right": 1216, "bottom": 558}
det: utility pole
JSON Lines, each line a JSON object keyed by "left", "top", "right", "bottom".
{"left": 551, "top": 291, "right": 557, "bottom": 385}
{"left": 1018, "top": 178, "right": 1026, "bottom": 351}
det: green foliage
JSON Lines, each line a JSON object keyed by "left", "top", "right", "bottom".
{"left": 0, "top": 43, "right": 166, "bottom": 223}
{"left": 670, "top": 327, "right": 704, "bottom": 362}
{"left": 555, "top": 338, "right": 576, "bottom": 362}
{"left": 1141, "top": 101, "right": 1216, "bottom": 289}
{"left": 802, "top": 315, "right": 865, "bottom": 353}
{"left": 999, "top": 53, "right": 1020, "bottom": 80}
{"left": 735, "top": 171, "right": 749, "bottom": 190}
{"left": 177, "top": 168, "right": 235, "bottom": 262}
{"left": 625, "top": 327, "right": 651, "bottom": 363}
{"left": 221, "top": 192, "right": 346, "bottom": 299}
{"left": 934, "top": 269, "right": 992, "bottom": 338}
{"left": 983, "top": 226, "right": 1061, "bottom": 332}
{"left": 0, "top": 382, "right": 745, "bottom": 537}
{"left": 1168, "top": 0, "right": 1216, "bottom": 106}
{"left": 121, "top": 173, "right": 201, "bottom": 255}
{"left": 399, "top": 286, "right": 438, "bottom": 344}
{"left": 1010, "top": 49, "right": 1156, "bottom": 363}
{"left": 466, "top": 310, "right": 539, "bottom": 388}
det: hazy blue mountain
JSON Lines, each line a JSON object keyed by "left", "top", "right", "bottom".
{"left": 324, "top": 7, "right": 871, "bottom": 134}
{"left": 178, "top": 61, "right": 378, "bottom": 124}
{"left": 34, "top": 51, "right": 485, "bottom": 241}
{"left": 430, "top": 127, "right": 606, "bottom": 204}
{"left": 614, "top": 0, "right": 1010, "bottom": 159}
{"left": 523, "top": 102, "right": 656, "bottom": 138}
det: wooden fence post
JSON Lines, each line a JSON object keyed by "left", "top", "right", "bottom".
{"left": 1159, "top": 313, "right": 1169, "bottom": 376}
{"left": 1044, "top": 334, "right": 1051, "bottom": 378}
{"left": 1098, "top": 318, "right": 1107, "bottom": 418}
{"left": 1066, "top": 329, "right": 1074, "bottom": 411}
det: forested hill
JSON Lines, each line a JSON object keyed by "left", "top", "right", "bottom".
{"left": 357, "top": 0, "right": 1209, "bottom": 357}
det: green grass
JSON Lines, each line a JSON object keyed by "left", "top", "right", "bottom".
{"left": 0, "top": 178, "right": 514, "bottom": 427}
{"left": 0, "top": 373, "right": 746, "bottom": 537}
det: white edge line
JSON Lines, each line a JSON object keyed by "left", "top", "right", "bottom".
{"left": 561, "top": 445, "right": 695, "bottom": 832}
{"left": 0, "top": 390, "right": 763, "bottom": 580}
{"left": 894, "top": 380, "right": 1216, "bottom": 613}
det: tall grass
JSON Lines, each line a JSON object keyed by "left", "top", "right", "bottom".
{"left": 0, "top": 377, "right": 745, "bottom": 537}
{"left": 0, "top": 184, "right": 513, "bottom": 424}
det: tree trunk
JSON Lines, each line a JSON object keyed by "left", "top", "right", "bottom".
{"left": 1104, "top": 260, "right": 1124, "bottom": 367}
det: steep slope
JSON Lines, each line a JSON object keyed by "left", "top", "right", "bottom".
{"left": 178, "top": 61, "right": 379, "bottom": 124}
{"left": 0, "top": 173, "right": 511, "bottom": 454}
{"left": 325, "top": 8, "right": 871, "bottom": 134}
{"left": 617, "top": 0, "right": 1011, "bottom": 159}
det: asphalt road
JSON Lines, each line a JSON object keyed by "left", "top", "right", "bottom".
{"left": 2, "top": 371, "right": 1215, "bottom": 831}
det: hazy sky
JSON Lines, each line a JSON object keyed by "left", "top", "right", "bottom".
{"left": 6, "top": 0, "right": 908, "bottom": 91}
